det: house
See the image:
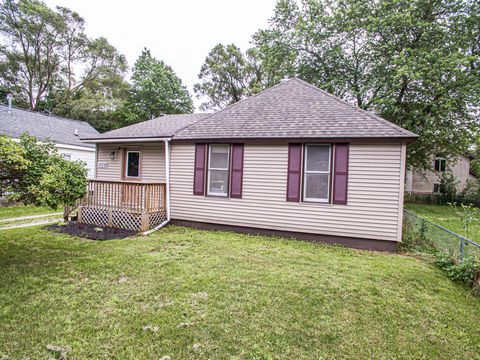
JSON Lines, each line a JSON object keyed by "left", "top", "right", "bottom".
{"left": 80, "top": 78, "right": 417, "bottom": 251}
{"left": 0, "top": 104, "right": 99, "bottom": 177}
{"left": 406, "top": 154, "right": 478, "bottom": 194}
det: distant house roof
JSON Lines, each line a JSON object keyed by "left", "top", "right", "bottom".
{"left": 174, "top": 78, "right": 417, "bottom": 140}
{"left": 81, "top": 113, "right": 208, "bottom": 141}
{"left": 0, "top": 104, "right": 99, "bottom": 148}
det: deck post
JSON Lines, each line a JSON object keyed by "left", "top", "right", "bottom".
{"left": 140, "top": 209, "right": 149, "bottom": 232}
{"left": 78, "top": 206, "right": 83, "bottom": 223}
{"left": 108, "top": 208, "right": 113, "bottom": 227}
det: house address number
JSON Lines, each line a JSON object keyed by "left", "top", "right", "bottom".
{"left": 97, "top": 162, "right": 109, "bottom": 169}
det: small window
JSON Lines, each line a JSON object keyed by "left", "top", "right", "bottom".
{"left": 434, "top": 156, "right": 446, "bottom": 172}
{"left": 433, "top": 183, "right": 441, "bottom": 194}
{"left": 125, "top": 151, "right": 140, "bottom": 178}
{"left": 303, "top": 144, "right": 331, "bottom": 202}
{"left": 207, "top": 144, "right": 230, "bottom": 196}
{"left": 61, "top": 153, "right": 71, "bottom": 161}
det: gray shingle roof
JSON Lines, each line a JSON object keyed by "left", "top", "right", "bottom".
{"left": 174, "top": 78, "right": 417, "bottom": 140}
{"left": 0, "top": 105, "right": 99, "bottom": 148}
{"left": 82, "top": 113, "right": 209, "bottom": 141}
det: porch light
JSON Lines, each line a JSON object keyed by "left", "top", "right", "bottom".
{"left": 110, "top": 150, "right": 117, "bottom": 160}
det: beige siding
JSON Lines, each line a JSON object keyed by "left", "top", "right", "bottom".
{"left": 407, "top": 155, "right": 474, "bottom": 193}
{"left": 170, "top": 142, "right": 405, "bottom": 242}
{"left": 96, "top": 143, "right": 165, "bottom": 182}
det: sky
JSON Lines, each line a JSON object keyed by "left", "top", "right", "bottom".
{"left": 42, "top": 0, "right": 278, "bottom": 109}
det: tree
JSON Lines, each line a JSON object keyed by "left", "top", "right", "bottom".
{"left": 0, "top": 133, "right": 88, "bottom": 208}
{"left": 195, "top": 0, "right": 480, "bottom": 170}
{"left": 0, "top": 135, "right": 28, "bottom": 197}
{"left": 0, "top": 0, "right": 127, "bottom": 111}
{"left": 193, "top": 44, "right": 268, "bottom": 111}
{"left": 123, "top": 48, "right": 193, "bottom": 123}
{"left": 49, "top": 73, "right": 131, "bottom": 132}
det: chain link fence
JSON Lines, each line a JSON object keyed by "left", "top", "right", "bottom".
{"left": 403, "top": 209, "right": 480, "bottom": 260}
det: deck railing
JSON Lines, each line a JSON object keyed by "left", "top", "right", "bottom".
{"left": 82, "top": 180, "right": 166, "bottom": 212}
{"left": 77, "top": 180, "right": 167, "bottom": 231}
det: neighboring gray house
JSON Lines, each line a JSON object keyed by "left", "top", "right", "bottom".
{"left": 79, "top": 78, "right": 417, "bottom": 251}
{"left": 0, "top": 104, "right": 99, "bottom": 177}
{"left": 406, "top": 154, "right": 478, "bottom": 194}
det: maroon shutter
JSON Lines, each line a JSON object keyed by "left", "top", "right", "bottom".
{"left": 193, "top": 143, "right": 207, "bottom": 195}
{"left": 230, "top": 144, "right": 244, "bottom": 198}
{"left": 286, "top": 143, "right": 302, "bottom": 202}
{"left": 333, "top": 143, "right": 349, "bottom": 204}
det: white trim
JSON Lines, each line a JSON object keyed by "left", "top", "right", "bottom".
{"left": 56, "top": 143, "right": 96, "bottom": 152}
{"left": 303, "top": 144, "right": 331, "bottom": 203}
{"left": 81, "top": 137, "right": 171, "bottom": 143}
{"left": 10, "top": 137, "right": 95, "bottom": 152}
{"left": 124, "top": 151, "right": 141, "bottom": 178}
{"left": 207, "top": 144, "right": 230, "bottom": 197}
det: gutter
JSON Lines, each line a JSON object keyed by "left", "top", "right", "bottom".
{"left": 81, "top": 137, "right": 171, "bottom": 143}
{"left": 142, "top": 138, "right": 171, "bottom": 235}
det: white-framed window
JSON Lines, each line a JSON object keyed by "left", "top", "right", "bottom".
{"left": 61, "top": 153, "right": 71, "bottom": 161}
{"left": 433, "top": 183, "right": 441, "bottom": 194}
{"left": 125, "top": 151, "right": 140, "bottom": 178}
{"left": 434, "top": 156, "right": 446, "bottom": 172}
{"left": 207, "top": 144, "right": 230, "bottom": 196}
{"left": 303, "top": 144, "right": 331, "bottom": 202}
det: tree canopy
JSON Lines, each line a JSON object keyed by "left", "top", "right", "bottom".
{"left": 122, "top": 48, "right": 194, "bottom": 123}
{"left": 0, "top": 1, "right": 193, "bottom": 132}
{"left": 194, "top": 44, "right": 265, "bottom": 111}
{"left": 195, "top": 0, "right": 480, "bottom": 170}
{"left": 0, "top": 0, "right": 127, "bottom": 112}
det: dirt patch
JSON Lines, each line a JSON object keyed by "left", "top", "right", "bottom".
{"left": 46, "top": 222, "right": 138, "bottom": 240}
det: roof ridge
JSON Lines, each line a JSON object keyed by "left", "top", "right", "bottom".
{"left": 173, "top": 80, "right": 292, "bottom": 138}
{"left": 0, "top": 104, "right": 93, "bottom": 126}
{"left": 290, "top": 78, "right": 415, "bottom": 136}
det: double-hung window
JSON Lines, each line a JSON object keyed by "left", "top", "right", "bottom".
{"left": 434, "top": 156, "right": 446, "bottom": 172}
{"left": 303, "top": 144, "right": 331, "bottom": 202}
{"left": 207, "top": 144, "right": 230, "bottom": 196}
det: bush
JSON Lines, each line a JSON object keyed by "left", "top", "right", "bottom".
{"left": 0, "top": 133, "right": 88, "bottom": 208}
{"left": 435, "top": 252, "right": 480, "bottom": 295}
{"left": 439, "top": 171, "right": 458, "bottom": 197}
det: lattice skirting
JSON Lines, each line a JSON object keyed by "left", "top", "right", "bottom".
{"left": 79, "top": 206, "right": 166, "bottom": 232}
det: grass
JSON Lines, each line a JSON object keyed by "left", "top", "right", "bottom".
{"left": 0, "top": 225, "right": 479, "bottom": 359}
{"left": 0, "top": 204, "right": 61, "bottom": 220}
{"left": 405, "top": 203, "right": 480, "bottom": 243}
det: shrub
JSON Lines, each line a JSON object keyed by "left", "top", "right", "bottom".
{"left": 0, "top": 133, "right": 88, "bottom": 208}
{"left": 435, "top": 252, "right": 480, "bottom": 295}
{"left": 439, "top": 171, "right": 458, "bottom": 197}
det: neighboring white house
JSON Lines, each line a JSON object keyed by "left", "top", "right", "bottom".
{"left": 0, "top": 104, "right": 99, "bottom": 177}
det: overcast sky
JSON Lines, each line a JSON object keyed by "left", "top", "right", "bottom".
{"left": 42, "top": 0, "right": 278, "bottom": 109}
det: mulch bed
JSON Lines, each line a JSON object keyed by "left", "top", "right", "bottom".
{"left": 46, "top": 222, "right": 138, "bottom": 240}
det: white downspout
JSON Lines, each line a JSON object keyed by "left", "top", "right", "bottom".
{"left": 142, "top": 138, "right": 171, "bottom": 235}
{"left": 164, "top": 138, "right": 171, "bottom": 222}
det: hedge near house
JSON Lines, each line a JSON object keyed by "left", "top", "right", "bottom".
{"left": 0, "top": 134, "right": 87, "bottom": 208}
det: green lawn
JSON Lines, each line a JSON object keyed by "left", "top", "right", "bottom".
{"left": 0, "top": 205, "right": 61, "bottom": 220}
{"left": 1, "top": 225, "right": 479, "bottom": 359}
{"left": 405, "top": 203, "right": 480, "bottom": 243}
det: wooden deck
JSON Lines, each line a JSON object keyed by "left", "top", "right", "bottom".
{"left": 77, "top": 180, "right": 167, "bottom": 232}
